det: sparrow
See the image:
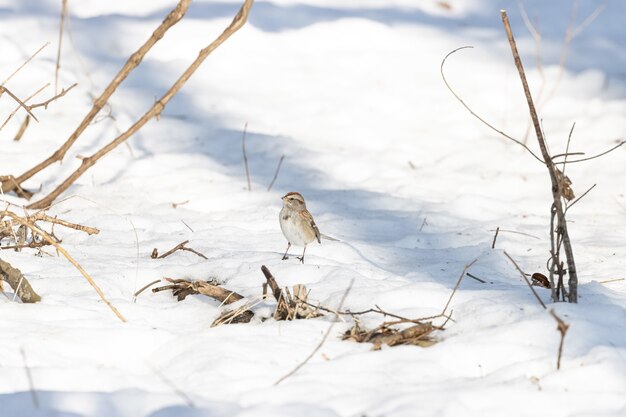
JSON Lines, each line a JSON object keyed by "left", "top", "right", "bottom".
{"left": 279, "top": 192, "right": 322, "bottom": 264}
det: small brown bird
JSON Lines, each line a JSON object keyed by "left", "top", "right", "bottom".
{"left": 279, "top": 192, "right": 321, "bottom": 263}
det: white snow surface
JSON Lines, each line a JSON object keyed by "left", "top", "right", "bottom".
{"left": 1, "top": 0, "right": 625, "bottom": 416}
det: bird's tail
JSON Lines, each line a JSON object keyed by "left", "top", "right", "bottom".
{"left": 320, "top": 233, "right": 340, "bottom": 242}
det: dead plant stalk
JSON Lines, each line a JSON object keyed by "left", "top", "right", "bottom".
{"left": 26, "top": 0, "right": 254, "bottom": 209}
{"left": 1, "top": 0, "right": 193, "bottom": 195}
{"left": 501, "top": 10, "right": 578, "bottom": 302}
{"left": 1, "top": 210, "right": 125, "bottom": 322}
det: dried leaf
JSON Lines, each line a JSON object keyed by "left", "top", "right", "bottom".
{"left": 532, "top": 272, "right": 551, "bottom": 288}
{"left": 556, "top": 168, "right": 575, "bottom": 201}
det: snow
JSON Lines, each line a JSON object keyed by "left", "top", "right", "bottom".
{"left": 1, "top": 0, "right": 625, "bottom": 416}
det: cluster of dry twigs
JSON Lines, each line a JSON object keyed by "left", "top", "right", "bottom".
{"left": 441, "top": 9, "right": 625, "bottom": 304}
{"left": 1, "top": 0, "right": 254, "bottom": 210}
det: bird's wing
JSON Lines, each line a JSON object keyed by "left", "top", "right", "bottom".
{"left": 299, "top": 210, "right": 321, "bottom": 243}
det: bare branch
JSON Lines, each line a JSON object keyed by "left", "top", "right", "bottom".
{"left": 555, "top": 140, "right": 626, "bottom": 165}
{"left": 549, "top": 309, "right": 570, "bottom": 370}
{"left": 28, "top": 83, "right": 77, "bottom": 111}
{"left": 441, "top": 258, "right": 478, "bottom": 316}
{"left": 26, "top": 0, "right": 254, "bottom": 209}
{"left": 1, "top": 0, "right": 194, "bottom": 195}
{"left": 501, "top": 9, "right": 578, "bottom": 302}
{"left": 0, "top": 86, "right": 39, "bottom": 122}
{"left": 152, "top": 240, "right": 208, "bottom": 260}
{"left": 503, "top": 250, "right": 547, "bottom": 309}
{"left": 1, "top": 210, "right": 126, "bottom": 322}
{"left": 440, "top": 46, "right": 544, "bottom": 163}
{"left": 267, "top": 155, "right": 285, "bottom": 191}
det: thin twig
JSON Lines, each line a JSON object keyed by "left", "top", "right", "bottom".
{"left": 0, "top": 86, "right": 39, "bottom": 122}
{"left": 242, "top": 122, "right": 251, "bottom": 191}
{"left": 274, "top": 278, "right": 354, "bottom": 386}
{"left": 441, "top": 259, "right": 478, "bottom": 316}
{"left": 0, "top": 84, "right": 48, "bottom": 131}
{"left": 13, "top": 116, "right": 30, "bottom": 142}
{"left": 55, "top": 0, "right": 69, "bottom": 95}
{"left": 133, "top": 279, "right": 161, "bottom": 299}
{"left": 565, "top": 183, "right": 596, "bottom": 213}
{"left": 153, "top": 240, "right": 208, "bottom": 260}
{"left": 504, "top": 250, "right": 547, "bottom": 309}
{"left": 0, "top": 42, "right": 49, "bottom": 87}
{"left": 491, "top": 226, "right": 500, "bottom": 249}
{"left": 267, "top": 155, "right": 285, "bottom": 191}
{"left": 549, "top": 309, "right": 569, "bottom": 370}
{"left": 555, "top": 140, "right": 626, "bottom": 165}
{"left": 440, "top": 46, "right": 544, "bottom": 164}
{"left": 466, "top": 272, "right": 486, "bottom": 284}
{"left": 28, "top": 83, "right": 77, "bottom": 111}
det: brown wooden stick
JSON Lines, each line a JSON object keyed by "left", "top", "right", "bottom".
{"left": 28, "top": 212, "right": 99, "bottom": 235}
{"left": 0, "top": 257, "right": 41, "bottom": 303}
{"left": 152, "top": 278, "right": 245, "bottom": 304}
{"left": 13, "top": 116, "right": 30, "bottom": 142}
{"left": 261, "top": 265, "right": 283, "bottom": 302}
{"left": 0, "top": 84, "right": 48, "bottom": 132}
{"left": 501, "top": 10, "right": 578, "bottom": 302}
{"left": 153, "top": 240, "right": 208, "bottom": 260}
{"left": 0, "top": 86, "right": 39, "bottom": 122}
{"left": 1, "top": 0, "right": 193, "bottom": 195}
{"left": 26, "top": 0, "right": 254, "bottom": 209}
{"left": 2, "top": 210, "right": 126, "bottom": 322}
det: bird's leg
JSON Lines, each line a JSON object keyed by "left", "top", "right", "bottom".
{"left": 281, "top": 242, "right": 291, "bottom": 260}
{"left": 296, "top": 245, "right": 307, "bottom": 264}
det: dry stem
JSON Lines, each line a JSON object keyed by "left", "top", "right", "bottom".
{"left": 1, "top": 210, "right": 126, "bottom": 321}
{"left": 504, "top": 250, "right": 547, "bottom": 309}
{"left": 1, "top": 0, "right": 193, "bottom": 195}
{"left": 267, "top": 155, "right": 285, "bottom": 191}
{"left": 55, "top": 0, "right": 69, "bottom": 95}
{"left": 501, "top": 9, "right": 578, "bottom": 302}
{"left": 152, "top": 240, "right": 208, "bottom": 259}
{"left": 549, "top": 309, "right": 569, "bottom": 369}
{"left": 25, "top": 0, "right": 254, "bottom": 209}
{"left": 13, "top": 116, "right": 30, "bottom": 142}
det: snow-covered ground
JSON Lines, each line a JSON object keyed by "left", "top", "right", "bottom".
{"left": 1, "top": 0, "right": 625, "bottom": 416}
